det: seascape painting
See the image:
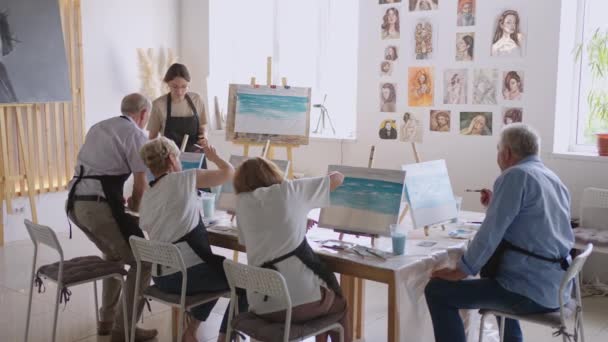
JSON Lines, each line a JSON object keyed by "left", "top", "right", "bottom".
{"left": 402, "top": 160, "right": 457, "bottom": 227}
{"left": 319, "top": 165, "right": 406, "bottom": 236}
{"left": 217, "top": 155, "right": 290, "bottom": 212}
{"left": 226, "top": 84, "right": 311, "bottom": 145}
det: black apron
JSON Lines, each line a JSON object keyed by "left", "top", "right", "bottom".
{"left": 164, "top": 93, "right": 201, "bottom": 154}
{"left": 260, "top": 239, "right": 342, "bottom": 299}
{"left": 149, "top": 174, "right": 226, "bottom": 278}
{"left": 66, "top": 116, "right": 144, "bottom": 242}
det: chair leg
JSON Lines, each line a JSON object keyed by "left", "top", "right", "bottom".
{"left": 499, "top": 316, "right": 505, "bottom": 342}
{"left": 577, "top": 276, "right": 586, "bottom": 342}
{"left": 177, "top": 309, "right": 184, "bottom": 342}
{"left": 93, "top": 280, "right": 100, "bottom": 323}
{"left": 24, "top": 252, "right": 37, "bottom": 342}
{"left": 478, "top": 313, "right": 486, "bottom": 342}
{"left": 337, "top": 324, "right": 344, "bottom": 342}
{"left": 131, "top": 268, "right": 142, "bottom": 342}
{"left": 51, "top": 283, "right": 62, "bottom": 342}
{"left": 119, "top": 278, "right": 129, "bottom": 342}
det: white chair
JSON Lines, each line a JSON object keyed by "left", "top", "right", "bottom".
{"left": 575, "top": 188, "right": 608, "bottom": 254}
{"left": 24, "top": 219, "right": 129, "bottom": 342}
{"left": 223, "top": 259, "right": 344, "bottom": 342}
{"left": 478, "top": 243, "right": 593, "bottom": 342}
{"left": 129, "top": 236, "right": 229, "bottom": 342}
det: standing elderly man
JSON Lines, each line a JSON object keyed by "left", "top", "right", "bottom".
{"left": 425, "top": 123, "right": 574, "bottom": 342}
{"left": 66, "top": 93, "right": 156, "bottom": 341}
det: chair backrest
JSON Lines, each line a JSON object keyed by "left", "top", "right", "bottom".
{"left": 24, "top": 219, "right": 63, "bottom": 259}
{"left": 559, "top": 243, "right": 593, "bottom": 319}
{"left": 580, "top": 188, "right": 608, "bottom": 229}
{"left": 128, "top": 236, "right": 186, "bottom": 272}
{"left": 223, "top": 259, "right": 292, "bottom": 309}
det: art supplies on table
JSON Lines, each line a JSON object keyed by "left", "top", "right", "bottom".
{"left": 417, "top": 241, "right": 437, "bottom": 247}
{"left": 448, "top": 228, "right": 476, "bottom": 239}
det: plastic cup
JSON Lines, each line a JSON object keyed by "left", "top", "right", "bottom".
{"left": 389, "top": 224, "right": 406, "bottom": 255}
{"left": 201, "top": 192, "right": 216, "bottom": 218}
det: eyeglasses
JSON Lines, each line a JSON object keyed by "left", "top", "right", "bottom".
{"left": 169, "top": 84, "right": 189, "bottom": 91}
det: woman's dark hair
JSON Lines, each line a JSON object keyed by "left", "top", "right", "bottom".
{"left": 492, "top": 10, "right": 521, "bottom": 46}
{"left": 382, "top": 83, "right": 396, "bottom": 103}
{"left": 381, "top": 8, "right": 400, "bottom": 32}
{"left": 0, "top": 11, "right": 18, "bottom": 56}
{"left": 462, "top": 35, "right": 474, "bottom": 58}
{"left": 163, "top": 63, "right": 191, "bottom": 83}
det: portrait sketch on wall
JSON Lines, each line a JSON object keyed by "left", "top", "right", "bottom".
{"left": 491, "top": 9, "right": 525, "bottom": 57}
{"left": 443, "top": 69, "right": 467, "bottom": 105}
{"left": 399, "top": 111, "right": 423, "bottom": 143}
{"left": 430, "top": 110, "right": 451, "bottom": 132}
{"left": 460, "top": 112, "right": 492, "bottom": 136}
{"left": 0, "top": 0, "right": 70, "bottom": 104}
{"left": 378, "top": 119, "right": 398, "bottom": 140}
{"left": 502, "top": 107, "right": 523, "bottom": 126}
{"left": 457, "top": 0, "right": 475, "bottom": 26}
{"left": 408, "top": 67, "right": 434, "bottom": 107}
{"left": 380, "top": 61, "right": 393, "bottom": 76}
{"left": 384, "top": 45, "right": 399, "bottom": 61}
{"left": 455, "top": 33, "right": 474, "bottom": 62}
{"left": 473, "top": 69, "right": 498, "bottom": 105}
{"left": 380, "top": 83, "right": 397, "bottom": 112}
{"left": 502, "top": 70, "right": 524, "bottom": 101}
{"left": 380, "top": 0, "right": 402, "bottom": 4}
{"left": 409, "top": 0, "right": 438, "bottom": 11}
{"left": 381, "top": 7, "right": 400, "bottom": 40}
{"left": 414, "top": 19, "right": 434, "bottom": 60}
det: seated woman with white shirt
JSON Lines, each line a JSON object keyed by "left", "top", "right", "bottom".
{"left": 138, "top": 137, "right": 245, "bottom": 342}
{"left": 233, "top": 157, "right": 351, "bottom": 342}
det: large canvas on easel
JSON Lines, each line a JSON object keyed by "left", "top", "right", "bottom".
{"left": 319, "top": 165, "right": 406, "bottom": 236}
{"left": 402, "top": 160, "right": 457, "bottom": 228}
{"left": 0, "top": 0, "right": 70, "bottom": 103}
{"left": 217, "top": 155, "right": 290, "bottom": 212}
{"left": 226, "top": 84, "right": 311, "bottom": 145}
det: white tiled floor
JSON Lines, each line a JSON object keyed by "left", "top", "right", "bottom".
{"left": 2, "top": 223, "right": 608, "bottom": 341}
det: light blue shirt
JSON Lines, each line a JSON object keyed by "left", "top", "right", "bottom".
{"left": 459, "top": 155, "right": 574, "bottom": 309}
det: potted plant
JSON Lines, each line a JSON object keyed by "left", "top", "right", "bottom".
{"left": 576, "top": 29, "right": 608, "bottom": 156}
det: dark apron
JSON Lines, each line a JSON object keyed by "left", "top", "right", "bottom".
{"left": 164, "top": 93, "right": 202, "bottom": 154}
{"left": 260, "top": 239, "right": 342, "bottom": 299}
{"left": 149, "top": 174, "right": 226, "bottom": 277}
{"left": 66, "top": 116, "right": 144, "bottom": 242}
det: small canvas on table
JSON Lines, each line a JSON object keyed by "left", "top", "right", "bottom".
{"left": 319, "top": 165, "right": 406, "bottom": 236}
{"left": 180, "top": 152, "right": 205, "bottom": 170}
{"left": 402, "top": 160, "right": 457, "bottom": 228}
{"left": 217, "top": 155, "right": 290, "bottom": 212}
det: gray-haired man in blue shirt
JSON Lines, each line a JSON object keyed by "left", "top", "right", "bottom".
{"left": 425, "top": 123, "right": 574, "bottom": 342}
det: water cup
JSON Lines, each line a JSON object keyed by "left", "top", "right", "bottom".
{"left": 201, "top": 192, "right": 216, "bottom": 218}
{"left": 451, "top": 196, "right": 463, "bottom": 223}
{"left": 389, "top": 224, "right": 406, "bottom": 255}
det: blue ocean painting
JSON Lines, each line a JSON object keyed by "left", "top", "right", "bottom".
{"left": 236, "top": 93, "right": 308, "bottom": 120}
{"left": 330, "top": 177, "right": 403, "bottom": 215}
{"left": 405, "top": 174, "right": 454, "bottom": 210}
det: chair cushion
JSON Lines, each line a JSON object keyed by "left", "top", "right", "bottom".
{"left": 480, "top": 300, "right": 578, "bottom": 328}
{"left": 37, "top": 256, "right": 127, "bottom": 286}
{"left": 143, "top": 285, "right": 228, "bottom": 309}
{"left": 232, "top": 311, "right": 344, "bottom": 342}
{"left": 574, "top": 227, "right": 608, "bottom": 250}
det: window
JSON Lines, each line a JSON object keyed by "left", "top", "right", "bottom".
{"left": 208, "top": 0, "right": 359, "bottom": 139}
{"left": 570, "top": 0, "right": 608, "bottom": 152}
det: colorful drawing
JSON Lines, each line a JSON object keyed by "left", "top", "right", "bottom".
{"left": 502, "top": 107, "right": 523, "bottom": 126}
{"left": 414, "top": 19, "right": 434, "bottom": 60}
{"left": 460, "top": 112, "right": 492, "bottom": 136}
{"left": 430, "top": 110, "right": 451, "bottom": 132}
{"left": 408, "top": 67, "right": 434, "bottom": 107}
{"left": 319, "top": 165, "right": 406, "bottom": 236}
{"left": 380, "top": 83, "right": 397, "bottom": 112}
{"left": 402, "top": 160, "right": 457, "bottom": 228}
{"left": 381, "top": 7, "right": 400, "bottom": 40}
{"left": 217, "top": 155, "right": 290, "bottom": 212}
{"left": 226, "top": 84, "right": 311, "bottom": 145}
{"left": 399, "top": 111, "right": 423, "bottom": 143}
{"left": 379, "top": 119, "right": 398, "bottom": 140}
{"left": 491, "top": 9, "right": 525, "bottom": 57}
{"left": 409, "top": 0, "right": 438, "bottom": 11}
{"left": 502, "top": 71, "right": 523, "bottom": 100}
{"left": 457, "top": 0, "right": 475, "bottom": 26}
{"left": 473, "top": 69, "right": 498, "bottom": 105}
{"left": 180, "top": 152, "right": 204, "bottom": 170}
{"left": 455, "top": 33, "right": 474, "bottom": 62}
{"left": 444, "top": 69, "right": 467, "bottom": 104}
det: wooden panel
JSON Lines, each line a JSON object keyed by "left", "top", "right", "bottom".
{"left": 54, "top": 102, "right": 64, "bottom": 189}
{"left": 35, "top": 105, "right": 47, "bottom": 193}
{"left": 45, "top": 103, "right": 55, "bottom": 191}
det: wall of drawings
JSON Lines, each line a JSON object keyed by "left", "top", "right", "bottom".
{"left": 376, "top": 0, "right": 525, "bottom": 142}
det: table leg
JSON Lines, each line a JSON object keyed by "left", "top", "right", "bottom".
{"left": 340, "top": 274, "right": 357, "bottom": 339}
{"left": 388, "top": 278, "right": 400, "bottom": 342}
{"left": 172, "top": 307, "right": 179, "bottom": 342}
{"left": 355, "top": 278, "right": 365, "bottom": 339}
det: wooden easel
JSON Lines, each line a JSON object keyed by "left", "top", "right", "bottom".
{"left": 0, "top": 105, "right": 40, "bottom": 245}
{"left": 236, "top": 57, "right": 298, "bottom": 179}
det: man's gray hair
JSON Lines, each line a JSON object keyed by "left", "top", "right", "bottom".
{"left": 120, "top": 93, "right": 151, "bottom": 116}
{"left": 500, "top": 123, "right": 540, "bottom": 157}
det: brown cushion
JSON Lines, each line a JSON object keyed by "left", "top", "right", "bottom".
{"left": 232, "top": 311, "right": 344, "bottom": 342}
{"left": 143, "top": 285, "right": 228, "bottom": 309}
{"left": 37, "top": 256, "right": 126, "bottom": 286}
{"left": 574, "top": 227, "right": 608, "bottom": 249}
